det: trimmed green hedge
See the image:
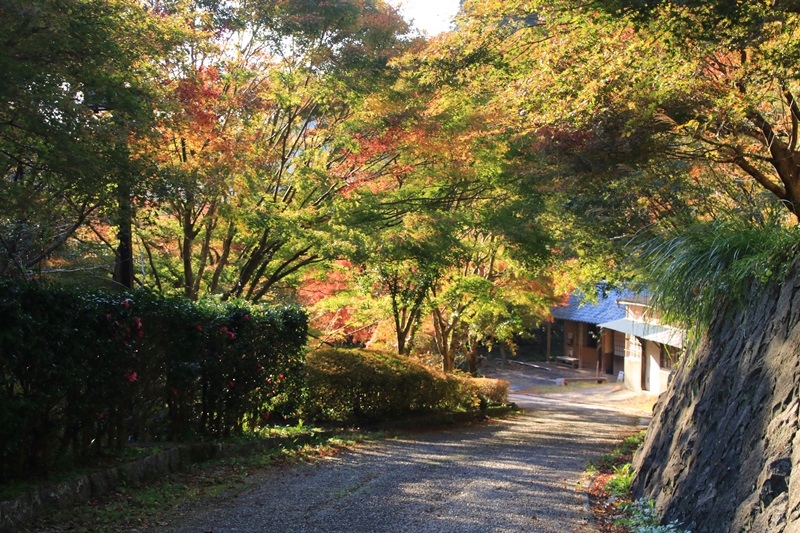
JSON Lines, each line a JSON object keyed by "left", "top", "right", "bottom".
{"left": 0, "top": 281, "right": 307, "bottom": 480}
{"left": 303, "top": 348, "right": 509, "bottom": 423}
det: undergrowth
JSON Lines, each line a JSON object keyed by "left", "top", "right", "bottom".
{"left": 587, "top": 429, "right": 691, "bottom": 532}
{"left": 24, "top": 426, "right": 375, "bottom": 532}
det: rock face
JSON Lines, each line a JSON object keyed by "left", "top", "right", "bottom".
{"left": 632, "top": 263, "right": 800, "bottom": 532}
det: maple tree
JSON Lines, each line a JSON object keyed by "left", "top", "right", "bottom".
{"left": 449, "top": 0, "right": 800, "bottom": 226}
{"left": 127, "top": 0, "right": 412, "bottom": 300}
{"left": 320, "top": 50, "right": 559, "bottom": 370}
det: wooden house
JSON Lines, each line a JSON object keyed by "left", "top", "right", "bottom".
{"left": 549, "top": 289, "right": 628, "bottom": 376}
{"left": 550, "top": 289, "right": 685, "bottom": 395}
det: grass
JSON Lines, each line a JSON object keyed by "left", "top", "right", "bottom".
{"left": 634, "top": 213, "right": 800, "bottom": 354}
{"left": 588, "top": 429, "right": 646, "bottom": 474}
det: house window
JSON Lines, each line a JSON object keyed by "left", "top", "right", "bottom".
{"left": 614, "top": 332, "right": 625, "bottom": 356}
{"left": 566, "top": 331, "right": 574, "bottom": 346}
{"left": 625, "top": 335, "right": 642, "bottom": 358}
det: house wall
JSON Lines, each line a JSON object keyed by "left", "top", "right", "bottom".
{"left": 563, "top": 320, "right": 579, "bottom": 359}
{"left": 563, "top": 320, "right": 597, "bottom": 369}
{"left": 646, "top": 340, "right": 662, "bottom": 394}
{"left": 624, "top": 334, "right": 643, "bottom": 392}
{"left": 658, "top": 367, "right": 671, "bottom": 394}
{"left": 614, "top": 331, "right": 625, "bottom": 381}
{"left": 600, "top": 329, "right": 615, "bottom": 375}
{"left": 622, "top": 337, "right": 673, "bottom": 395}
{"left": 626, "top": 305, "right": 649, "bottom": 321}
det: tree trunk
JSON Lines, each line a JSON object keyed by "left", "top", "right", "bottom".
{"left": 113, "top": 180, "right": 134, "bottom": 289}
{"left": 466, "top": 338, "right": 479, "bottom": 376}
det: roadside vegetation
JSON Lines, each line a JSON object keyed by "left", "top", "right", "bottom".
{"left": 587, "top": 431, "right": 687, "bottom": 533}
{"left": 0, "top": 283, "right": 511, "bottom": 530}
{"left": 23, "top": 426, "right": 380, "bottom": 532}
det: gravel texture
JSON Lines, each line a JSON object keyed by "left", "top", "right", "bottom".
{"left": 167, "top": 363, "right": 652, "bottom": 533}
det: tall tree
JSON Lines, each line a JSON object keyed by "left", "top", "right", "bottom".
{"left": 0, "top": 0, "right": 173, "bottom": 280}
{"left": 132, "top": 0, "right": 411, "bottom": 300}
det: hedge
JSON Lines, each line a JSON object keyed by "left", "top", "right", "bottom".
{"left": 0, "top": 281, "right": 307, "bottom": 480}
{"left": 303, "top": 348, "right": 509, "bottom": 423}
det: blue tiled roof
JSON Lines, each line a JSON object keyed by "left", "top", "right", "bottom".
{"left": 550, "top": 288, "right": 630, "bottom": 325}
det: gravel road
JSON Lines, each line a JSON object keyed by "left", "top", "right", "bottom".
{"left": 167, "top": 363, "right": 652, "bottom": 533}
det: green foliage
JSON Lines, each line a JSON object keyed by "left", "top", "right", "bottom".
{"left": 0, "top": 0, "right": 174, "bottom": 276}
{"left": 0, "top": 280, "right": 307, "bottom": 481}
{"left": 605, "top": 463, "right": 635, "bottom": 497}
{"left": 617, "top": 498, "right": 689, "bottom": 533}
{"left": 591, "top": 430, "right": 646, "bottom": 472}
{"left": 303, "top": 348, "right": 509, "bottom": 422}
{"left": 634, "top": 213, "right": 800, "bottom": 344}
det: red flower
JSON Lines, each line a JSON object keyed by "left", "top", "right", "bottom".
{"left": 134, "top": 317, "right": 142, "bottom": 329}
{"left": 278, "top": 374, "right": 285, "bottom": 382}
{"left": 171, "top": 388, "right": 178, "bottom": 397}
{"left": 254, "top": 364, "right": 263, "bottom": 373}
{"left": 226, "top": 330, "right": 236, "bottom": 340}
{"left": 195, "top": 324, "right": 203, "bottom": 332}
{"left": 243, "top": 313, "right": 250, "bottom": 320}
{"left": 124, "top": 370, "right": 138, "bottom": 383}
{"left": 123, "top": 299, "right": 131, "bottom": 309}
{"left": 262, "top": 411, "right": 270, "bottom": 421}
{"left": 227, "top": 379, "right": 235, "bottom": 389}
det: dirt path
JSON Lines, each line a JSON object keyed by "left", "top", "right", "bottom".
{"left": 166, "top": 364, "right": 652, "bottom": 533}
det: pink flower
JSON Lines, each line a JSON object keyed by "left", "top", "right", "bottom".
{"left": 227, "top": 379, "right": 235, "bottom": 389}
{"left": 226, "top": 330, "right": 236, "bottom": 340}
{"left": 243, "top": 313, "right": 250, "bottom": 320}
{"left": 195, "top": 324, "right": 203, "bottom": 332}
{"left": 124, "top": 370, "right": 138, "bottom": 383}
{"left": 105, "top": 313, "right": 112, "bottom": 321}
{"left": 123, "top": 299, "right": 131, "bottom": 309}
{"left": 134, "top": 317, "right": 142, "bottom": 329}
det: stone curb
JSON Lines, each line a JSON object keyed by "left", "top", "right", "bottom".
{"left": 0, "top": 434, "right": 323, "bottom": 532}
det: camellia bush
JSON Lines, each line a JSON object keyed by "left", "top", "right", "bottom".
{"left": 303, "top": 348, "right": 509, "bottom": 423}
{"left": 0, "top": 281, "right": 307, "bottom": 480}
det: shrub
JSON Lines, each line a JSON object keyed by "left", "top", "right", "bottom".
{"left": 635, "top": 214, "right": 800, "bottom": 351}
{"left": 0, "top": 281, "right": 307, "bottom": 480}
{"left": 302, "top": 348, "right": 509, "bottom": 423}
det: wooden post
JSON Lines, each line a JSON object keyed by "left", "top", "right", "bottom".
{"left": 546, "top": 321, "right": 552, "bottom": 362}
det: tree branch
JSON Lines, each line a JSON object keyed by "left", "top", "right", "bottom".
{"left": 782, "top": 83, "right": 800, "bottom": 152}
